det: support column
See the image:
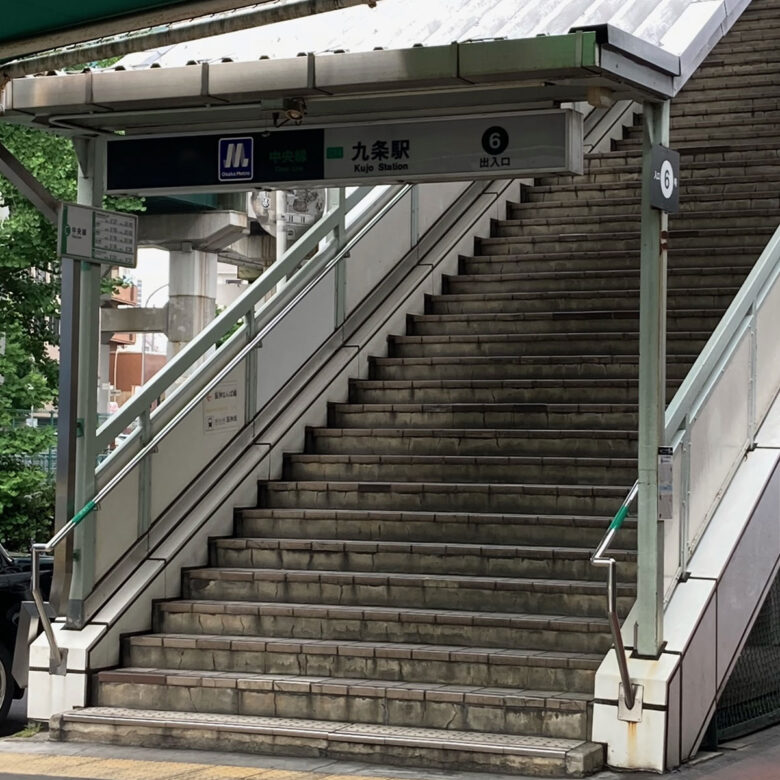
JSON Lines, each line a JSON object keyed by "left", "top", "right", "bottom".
{"left": 167, "top": 247, "right": 218, "bottom": 359}
{"left": 636, "top": 100, "right": 670, "bottom": 657}
{"left": 68, "top": 138, "right": 106, "bottom": 627}
{"left": 51, "top": 260, "right": 79, "bottom": 615}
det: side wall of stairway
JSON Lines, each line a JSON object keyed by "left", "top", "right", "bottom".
{"left": 593, "top": 425, "right": 780, "bottom": 771}
{"left": 27, "top": 178, "right": 523, "bottom": 721}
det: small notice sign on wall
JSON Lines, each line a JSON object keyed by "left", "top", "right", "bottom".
{"left": 203, "top": 381, "right": 241, "bottom": 434}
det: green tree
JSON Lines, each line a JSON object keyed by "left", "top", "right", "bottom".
{"left": 0, "top": 125, "right": 71, "bottom": 549}
{"left": 0, "top": 124, "right": 141, "bottom": 549}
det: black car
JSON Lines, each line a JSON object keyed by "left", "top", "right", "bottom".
{"left": 0, "top": 543, "right": 52, "bottom": 721}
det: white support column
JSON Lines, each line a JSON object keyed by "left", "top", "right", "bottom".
{"left": 167, "top": 247, "right": 218, "bottom": 360}
{"left": 636, "top": 100, "right": 670, "bottom": 657}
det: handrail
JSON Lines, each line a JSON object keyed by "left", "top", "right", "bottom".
{"left": 592, "top": 479, "right": 639, "bottom": 711}
{"left": 96, "top": 185, "right": 375, "bottom": 454}
{"left": 32, "top": 182, "right": 412, "bottom": 667}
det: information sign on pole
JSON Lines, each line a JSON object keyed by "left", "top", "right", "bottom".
{"left": 649, "top": 144, "right": 680, "bottom": 213}
{"left": 106, "top": 110, "right": 584, "bottom": 194}
{"left": 58, "top": 203, "right": 138, "bottom": 268}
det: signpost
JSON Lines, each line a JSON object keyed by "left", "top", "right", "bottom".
{"left": 106, "top": 110, "right": 584, "bottom": 194}
{"left": 58, "top": 203, "right": 138, "bottom": 268}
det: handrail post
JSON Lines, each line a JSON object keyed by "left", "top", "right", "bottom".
{"left": 333, "top": 187, "right": 347, "bottom": 328}
{"left": 32, "top": 544, "right": 64, "bottom": 672}
{"left": 592, "top": 480, "right": 639, "bottom": 712}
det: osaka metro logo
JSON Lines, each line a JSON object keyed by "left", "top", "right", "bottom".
{"left": 218, "top": 137, "right": 253, "bottom": 181}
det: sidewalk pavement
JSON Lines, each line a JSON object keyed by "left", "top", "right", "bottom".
{"left": 0, "top": 718, "right": 779, "bottom": 780}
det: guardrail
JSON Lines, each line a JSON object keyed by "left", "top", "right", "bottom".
{"left": 31, "top": 183, "right": 411, "bottom": 668}
{"left": 592, "top": 480, "right": 639, "bottom": 710}
{"left": 664, "top": 224, "right": 780, "bottom": 585}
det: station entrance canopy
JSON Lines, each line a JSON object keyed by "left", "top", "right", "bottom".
{"left": 0, "top": 1, "right": 378, "bottom": 77}
{"left": 1, "top": 26, "right": 686, "bottom": 191}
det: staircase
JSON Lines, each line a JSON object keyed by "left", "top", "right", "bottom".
{"left": 51, "top": 1, "right": 780, "bottom": 775}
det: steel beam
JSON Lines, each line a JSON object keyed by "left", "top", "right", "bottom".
{"left": 636, "top": 100, "right": 669, "bottom": 657}
{"left": 0, "top": 141, "right": 58, "bottom": 224}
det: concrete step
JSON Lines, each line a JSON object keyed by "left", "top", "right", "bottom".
{"left": 489, "top": 220, "right": 774, "bottom": 244}
{"left": 619, "top": 128, "right": 780, "bottom": 149}
{"left": 501, "top": 207, "right": 778, "bottom": 234}
{"left": 443, "top": 268, "right": 747, "bottom": 295}
{"left": 259, "top": 480, "right": 633, "bottom": 517}
{"left": 508, "top": 193, "right": 778, "bottom": 218}
{"left": 409, "top": 311, "right": 709, "bottom": 338}
{"left": 124, "top": 634, "right": 604, "bottom": 692}
{"left": 699, "top": 38, "right": 780, "bottom": 58}
{"left": 327, "top": 402, "right": 641, "bottom": 430}
{"left": 525, "top": 176, "right": 779, "bottom": 203}
{"left": 235, "top": 508, "right": 638, "bottom": 549}
{"left": 281, "top": 453, "right": 638, "bottom": 486}
{"left": 387, "top": 331, "right": 709, "bottom": 359}
{"left": 537, "top": 159, "right": 780, "bottom": 187}
{"left": 307, "top": 425, "right": 639, "bottom": 458}
{"left": 460, "top": 249, "right": 755, "bottom": 275}
{"left": 667, "top": 113, "right": 780, "bottom": 134}
{"left": 695, "top": 48, "right": 780, "bottom": 70}
{"left": 182, "top": 567, "right": 635, "bottom": 617}
{"left": 588, "top": 140, "right": 780, "bottom": 166}
{"left": 369, "top": 354, "right": 694, "bottom": 382}
{"left": 94, "top": 668, "right": 595, "bottom": 739}
{"left": 155, "top": 600, "right": 617, "bottom": 653}
{"left": 673, "top": 84, "right": 780, "bottom": 106}
{"left": 210, "top": 537, "right": 637, "bottom": 581}
{"left": 348, "top": 378, "right": 674, "bottom": 405}
{"left": 670, "top": 105, "right": 780, "bottom": 125}
{"left": 51, "top": 708, "right": 606, "bottom": 776}
{"left": 475, "top": 233, "right": 769, "bottom": 257}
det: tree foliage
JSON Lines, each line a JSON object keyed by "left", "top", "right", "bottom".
{"left": 0, "top": 125, "right": 71, "bottom": 549}
{"left": 0, "top": 124, "right": 142, "bottom": 549}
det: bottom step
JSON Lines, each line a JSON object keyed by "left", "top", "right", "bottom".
{"left": 51, "top": 707, "right": 605, "bottom": 777}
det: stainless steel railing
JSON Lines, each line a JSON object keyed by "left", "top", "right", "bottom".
{"left": 591, "top": 479, "right": 639, "bottom": 711}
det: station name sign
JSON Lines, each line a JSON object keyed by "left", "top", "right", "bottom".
{"left": 106, "top": 111, "right": 583, "bottom": 194}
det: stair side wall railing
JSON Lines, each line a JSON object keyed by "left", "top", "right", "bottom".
{"left": 663, "top": 224, "right": 780, "bottom": 597}
{"left": 30, "top": 182, "right": 406, "bottom": 661}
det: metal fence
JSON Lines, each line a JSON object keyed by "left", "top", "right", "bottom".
{"left": 711, "top": 571, "right": 780, "bottom": 742}
{"left": 6, "top": 410, "right": 113, "bottom": 477}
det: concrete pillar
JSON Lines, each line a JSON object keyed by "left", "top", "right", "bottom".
{"left": 167, "top": 247, "right": 218, "bottom": 359}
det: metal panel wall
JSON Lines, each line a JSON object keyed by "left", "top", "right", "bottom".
{"left": 687, "top": 333, "right": 751, "bottom": 550}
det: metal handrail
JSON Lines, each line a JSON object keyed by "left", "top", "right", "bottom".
{"left": 31, "top": 183, "right": 412, "bottom": 667}
{"left": 592, "top": 479, "right": 639, "bottom": 711}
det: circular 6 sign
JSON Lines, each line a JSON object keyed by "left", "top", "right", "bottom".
{"left": 481, "top": 126, "right": 509, "bottom": 156}
{"left": 649, "top": 144, "right": 680, "bottom": 213}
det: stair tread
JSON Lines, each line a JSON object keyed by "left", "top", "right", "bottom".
{"left": 330, "top": 402, "right": 640, "bottom": 410}
{"left": 390, "top": 331, "right": 711, "bottom": 342}
{"left": 238, "top": 506, "right": 637, "bottom": 526}
{"left": 60, "top": 707, "right": 599, "bottom": 756}
{"left": 157, "top": 598, "right": 613, "bottom": 628}
{"left": 215, "top": 538, "right": 636, "bottom": 559}
{"left": 128, "top": 634, "right": 607, "bottom": 665}
{"left": 288, "top": 454, "right": 637, "bottom": 466}
{"left": 98, "top": 668, "right": 595, "bottom": 707}
{"left": 186, "top": 567, "right": 636, "bottom": 594}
